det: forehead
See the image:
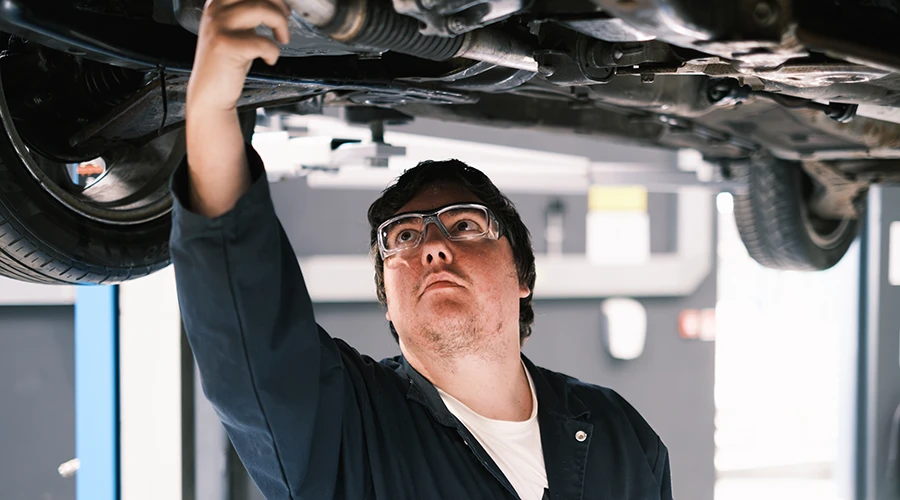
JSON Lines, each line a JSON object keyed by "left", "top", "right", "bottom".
{"left": 394, "top": 181, "right": 484, "bottom": 215}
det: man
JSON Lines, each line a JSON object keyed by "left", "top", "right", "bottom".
{"left": 172, "top": 0, "right": 674, "bottom": 498}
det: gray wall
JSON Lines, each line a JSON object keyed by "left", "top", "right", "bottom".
{"left": 271, "top": 176, "right": 678, "bottom": 258}
{"left": 0, "top": 306, "right": 76, "bottom": 500}
{"left": 859, "top": 185, "right": 900, "bottom": 500}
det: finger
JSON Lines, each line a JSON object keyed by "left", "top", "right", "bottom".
{"left": 223, "top": 32, "right": 282, "bottom": 66}
{"left": 273, "top": 21, "right": 291, "bottom": 45}
{"left": 258, "top": 36, "right": 282, "bottom": 65}
{"left": 271, "top": 0, "right": 291, "bottom": 18}
{"left": 249, "top": 0, "right": 291, "bottom": 18}
{"left": 254, "top": 0, "right": 291, "bottom": 43}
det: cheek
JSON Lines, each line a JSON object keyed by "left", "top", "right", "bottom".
{"left": 474, "top": 247, "right": 520, "bottom": 297}
{"left": 383, "top": 269, "right": 399, "bottom": 306}
{"left": 500, "top": 256, "right": 525, "bottom": 299}
{"left": 383, "top": 260, "right": 415, "bottom": 305}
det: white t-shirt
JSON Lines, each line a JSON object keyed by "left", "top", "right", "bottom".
{"left": 436, "top": 364, "right": 548, "bottom": 500}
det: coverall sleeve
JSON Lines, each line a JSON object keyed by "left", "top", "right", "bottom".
{"left": 610, "top": 390, "right": 675, "bottom": 499}
{"left": 168, "top": 145, "right": 367, "bottom": 499}
{"left": 655, "top": 438, "right": 674, "bottom": 500}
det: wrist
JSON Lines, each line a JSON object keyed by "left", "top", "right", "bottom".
{"left": 186, "top": 77, "right": 241, "bottom": 115}
{"left": 186, "top": 93, "right": 238, "bottom": 117}
{"left": 185, "top": 103, "right": 240, "bottom": 129}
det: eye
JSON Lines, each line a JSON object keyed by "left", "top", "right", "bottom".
{"left": 454, "top": 220, "right": 482, "bottom": 232}
{"left": 395, "top": 229, "right": 420, "bottom": 245}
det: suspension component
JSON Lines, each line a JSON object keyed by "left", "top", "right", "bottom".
{"left": 300, "top": 0, "right": 538, "bottom": 72}
{"left": 708, "top": 77, "right": 860, "bottom": 123}
{"left": 81, "top": 60, "right": 145, "bottom": 108}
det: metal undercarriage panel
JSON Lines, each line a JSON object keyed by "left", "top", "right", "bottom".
{"left": 2, "top": 0, "right": 900, "bottom": 168}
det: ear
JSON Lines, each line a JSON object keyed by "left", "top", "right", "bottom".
{"left": 519, "top": 283, "right": 531, "bottom": 299}
{"left": 385, "top": 308, "right": 392, "bottom": 322}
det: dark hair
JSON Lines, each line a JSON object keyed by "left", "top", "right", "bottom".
{"left": 367, "top": 159, "right": 537, "bottom": 346}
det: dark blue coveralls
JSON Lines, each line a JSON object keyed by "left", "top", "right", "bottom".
{"left": 169, "top": 146, "right": 675, "bottom": 500}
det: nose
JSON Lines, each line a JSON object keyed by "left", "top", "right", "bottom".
{"left": 420, "top": 221, "right": 454, "bottom": 266}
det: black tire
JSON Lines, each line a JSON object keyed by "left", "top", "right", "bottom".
{"left": 0, "top": 41, "right": 188, "bottom": 285}
{"left": 0, "top": 33, "right": 263, "bottom": 285}
{"left": 731, "top": 159, "right": 859, "bottom": 271}
{"left": 0, "top": 117, "right": 181, "bottom": 285}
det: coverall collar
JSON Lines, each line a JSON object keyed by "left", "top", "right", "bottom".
{"left": 399, "top": 353, "right": 591, "bottom": 424}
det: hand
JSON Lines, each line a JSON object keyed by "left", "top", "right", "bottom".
{"left": 187, "top": 0, "right": 292, "bottom": 113}
{"left": 184, "top": 0, "right": 291, "bottom": 217}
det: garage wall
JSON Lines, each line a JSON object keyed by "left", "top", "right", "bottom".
{"left": 0, "top": 306, "right": 76, "bottom": 500}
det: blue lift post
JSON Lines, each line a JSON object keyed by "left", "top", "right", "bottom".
{"left": 74, "top": 285, "right": 118, "bottom": 500}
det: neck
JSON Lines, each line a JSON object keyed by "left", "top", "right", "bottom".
{"left": 402, "top": 342, "right": 533, "bottom": 421}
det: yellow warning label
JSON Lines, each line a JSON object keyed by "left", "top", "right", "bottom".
{"left": 588, "top": 185, "right": 648, "bottom": 212}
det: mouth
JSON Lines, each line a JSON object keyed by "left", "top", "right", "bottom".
{"left": 419, "top": 273, "right": 465, "bottom": 297}
{"left": 424, "top": 280, "right": 461, "bottom": 292}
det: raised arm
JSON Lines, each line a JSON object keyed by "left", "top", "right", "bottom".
{"left": 184, "top": 0, "right": 289, "bottom": 217}
{"left": 171, "top": 2, "right": 367, "bottom": 497}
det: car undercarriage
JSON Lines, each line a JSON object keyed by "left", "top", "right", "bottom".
{"left": 0, "top": 0, "right": 899, "bottom": 283}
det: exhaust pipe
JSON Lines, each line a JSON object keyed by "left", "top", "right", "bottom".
{"left": 289, "top": 0, "right": 538, "bottom": 72}
{"left": 456, "top": 29, "right": 538, "bottom": 73}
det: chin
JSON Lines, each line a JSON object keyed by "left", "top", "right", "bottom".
{"left": 421, "top": 296, "right": 471, "bottom": 319}
{"left": 421, "top": 300, "right": 477, "bottom": 326}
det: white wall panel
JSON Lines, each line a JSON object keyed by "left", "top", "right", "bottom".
{"left": 118, "top": 266, "right": 183, "bottom": 500}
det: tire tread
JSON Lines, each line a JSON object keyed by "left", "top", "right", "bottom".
{"left": 731, "top": 161, "right": 856, "bottom": 271}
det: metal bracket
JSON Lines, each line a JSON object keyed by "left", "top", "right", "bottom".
{"left": 802, "top": 160, "right": 870, "bottom": 219}
{"left": 330, "top": 141, "right": 407, "bottom": 168}
{"left": 392, "top": 0, "right": 525, "bottom": 36}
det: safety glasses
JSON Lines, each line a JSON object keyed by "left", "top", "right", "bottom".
{"left": 376, "top": 203, "right": 501, "bottom": 259}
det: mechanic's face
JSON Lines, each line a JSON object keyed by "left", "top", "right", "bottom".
{"left": 383, "top": 181, "right": 530, "bottom": 360}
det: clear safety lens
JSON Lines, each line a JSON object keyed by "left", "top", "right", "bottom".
{"left": 381, "top": 205, "right": 492, "bottom": 252}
